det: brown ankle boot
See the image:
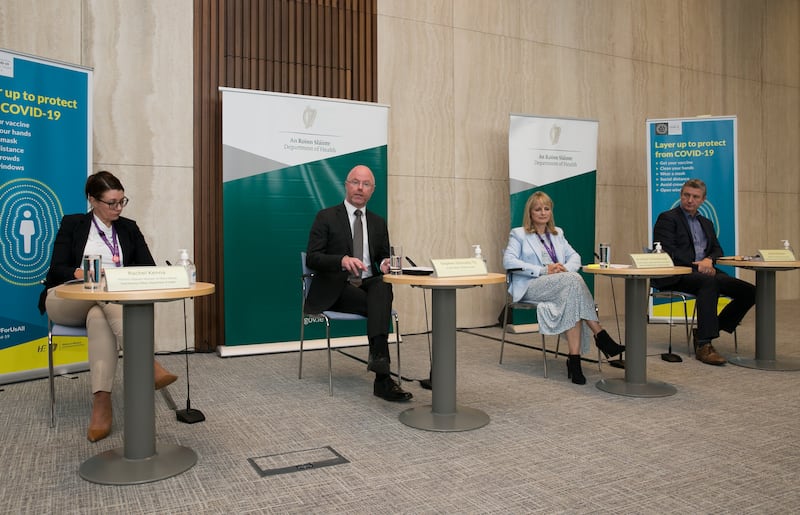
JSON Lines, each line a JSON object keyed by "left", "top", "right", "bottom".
{"left": 87, "top": 391, "right": 112, "bottom": 442}
{"left": 154, "top": 360, "right": 178, "bottom": 390}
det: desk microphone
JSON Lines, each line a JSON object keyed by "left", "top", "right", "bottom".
{"left": 166, "top": 260, "right": 206, "bottom": 424}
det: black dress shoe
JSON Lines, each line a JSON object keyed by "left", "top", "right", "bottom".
{"left": 374, "top": 378, "right": 413, "bottom": 402}
{"left": 419, "top": 377, "right": 432, "bottom": 390}
{"left": 367, "top": 353, "right": 390, "bottom": 375}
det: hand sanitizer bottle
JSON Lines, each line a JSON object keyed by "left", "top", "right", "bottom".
{"left": 654, "top": 241, "right": 663, "bottom": 253}
{"left": 177, "top": 248, "right": 197, "bottom": 284}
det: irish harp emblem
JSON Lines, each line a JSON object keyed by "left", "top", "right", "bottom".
{"left": 303, "top": 106, "right": 317, "bottom": 128}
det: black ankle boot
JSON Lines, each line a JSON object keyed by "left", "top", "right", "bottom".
{"left": 566, "top": 355, "right": 586, "bottom": 385}
{"left": 595, "top": 330, "right": 625, "bottom": 358}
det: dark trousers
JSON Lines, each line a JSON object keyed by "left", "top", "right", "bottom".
{"left": 329, "top": 275, "right": 393, "bottom": 356}
{"left": 666, "top": 269, "right": 755, "bottom": 341}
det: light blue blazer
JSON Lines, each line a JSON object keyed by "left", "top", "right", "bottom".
{"left": 502, "top": 226, "right": 582, "bottom": 302}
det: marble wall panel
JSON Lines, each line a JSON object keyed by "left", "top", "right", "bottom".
{"left": 387, "top": 175, "right": 456, "bottom": 333}
{"left": 593, "top": 183, "right": 652, "bottom": 313}
{"left": 520, "top": 0, "right": 682, "bottom": 65}
{"left": 111, "top": 164, "right": 195, "bottom": 351}
{"left": 764, "top": 0, "right": 800, "bottom": 87}
{"left": 630, "top": 0, "right": 682, "bottom": 66}
{"left": 518, "top": 42, "right": 587, "bottom": 119}
{"left": 764, "top": 83, "right": 800, "bottom": 194}
{"left": 738, "top": 190, "right": 768, "bottom": 256}
{"left": 453, "top": 29, "right": 522, "bottom": 181}
{"left": 765, "top": 193, "right": 800, "bottom": 299}
{"left": 85, "top": 0, "right": 193, "bottom": 168}
{"left": 680, "top": 0, "right": 763, "bottom": 80}
{"left": 453, "top": 178, "right": 509, "bottom": 327}
{"left": 629, "top": 61, "right": 684, "bottom": 188}
{"left": 377, "top": 0, "right": 453, "bottom": 26}
{"left": 453, "top": 0, "right": 520, "bottom": 38}
{"left": 378, "top": 16, "right": 454, "bottom": 178}
{"left": 0, "top": 0, "right": 82, "bottom": 63}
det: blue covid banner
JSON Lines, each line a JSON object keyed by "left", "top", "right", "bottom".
{"left": 647, "top": 116, "right": 738, "bottom": 318}
{"left": 0, "top": 49, "right": 91, "bottom": 382}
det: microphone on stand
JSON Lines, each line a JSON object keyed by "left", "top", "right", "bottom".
{"left": 166, "top": 260, "right": 205, "bottom": 424}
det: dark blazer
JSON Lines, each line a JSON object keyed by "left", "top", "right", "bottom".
{"left": 305, "top": 202, "right": 390, "bottom": 313}
{"left": 651, "top": 206, "right": 723, "bottom": 289}
{"left": 38, "top": 212, "right": 155, "bottom": 313}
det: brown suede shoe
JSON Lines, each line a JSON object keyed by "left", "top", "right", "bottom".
{"left": 87, "top": 391, "right": 112, "bottom": 442}
{"left": 696, "top": 343, "right": 727, "bottom": 366}
{"left": 154, "top": 360, "right": 178, "bottom": 390}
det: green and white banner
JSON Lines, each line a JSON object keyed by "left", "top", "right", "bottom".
{"left": 0, "top": 49, "right": 92, "bottom": 384}
{"left": 508, "top": 114, "right": 598, "bottom": 327}
{"left": 220, "top": 88, "right": 388, "bottom": 354}
{"left": 647, "top": 116, "right": 738, "bottom": 319}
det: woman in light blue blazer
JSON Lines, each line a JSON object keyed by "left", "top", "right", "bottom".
{"left": 503, "top": 191, "right": 624, "bottom": 384}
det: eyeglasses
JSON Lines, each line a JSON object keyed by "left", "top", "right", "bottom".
{"left": 346, "top": 179, "right": 374, "bottom": 189}
{"left": 96, "top": 196, "right": 129, "bottom": 209}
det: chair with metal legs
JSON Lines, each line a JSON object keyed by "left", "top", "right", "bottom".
{"left": 298, "top": 252, "right": 401, "bottom": 395}
{"left": 500, "top": 270, "right": 607, "bottom": 375}
{"left": 47, "top": 319, "right": 87, "bottom": 427}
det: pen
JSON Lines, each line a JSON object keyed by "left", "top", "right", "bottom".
{"left": 406, "top": 256, "right": 418, "bottom": 267}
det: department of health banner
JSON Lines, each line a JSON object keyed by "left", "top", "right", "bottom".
{"left": 508, "top": 114, "right": 598, "bottom": 326}
{"left": 647, "top": 116, "right": 738, "bottom": 319}
{"left": 220, "top": 88, "right": 388, "bottom": 353}
{"left": 0, "top": 49, "right": 92, "bottom": 383}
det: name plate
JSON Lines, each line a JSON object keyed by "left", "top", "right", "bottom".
{"left": 630, "top": 253, "right": 674, "bottom": 269}
{"left": 105, "top": 266, "right": 189, "bottom": 292}
{"left": 757, "top": 249, "right": 796, "bottom": 262}
{"left": 431, "top": 258, "right": 488, "bottom": 277}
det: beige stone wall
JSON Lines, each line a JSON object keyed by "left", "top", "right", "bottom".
{"left": 378, "top": 0, "right": 800, "bottom": 332}
{"left": 1, "top": 0, "right": 194, "bottom": 351}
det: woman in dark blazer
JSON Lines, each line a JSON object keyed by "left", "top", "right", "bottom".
{"left": 41, "top": 171, "right": 177, "bottom": 442}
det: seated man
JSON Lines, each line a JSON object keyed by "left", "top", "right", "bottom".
{"left": 652, "top": 178, "right": 755, "bottom": 365}
{"left": 305, "top": 164, "right": 412, "bottom": 402}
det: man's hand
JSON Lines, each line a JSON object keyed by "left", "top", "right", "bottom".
{"left": 342, "top": 255, "right": 368, "bottom": 276}
{"left": 379, "top": 258, "right": 390, "bottom": 274}
{"left": 694, "top": 257, "right": 716, "bottom": 276}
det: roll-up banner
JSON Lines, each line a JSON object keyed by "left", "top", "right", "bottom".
{"left": 0, "top": 49, "right": 92, "bottom": 384}
{"left": 219, "top": 88, "right": 389, "bottom": 356}
{"left": 647, "top": 116, "right": 738, "bottom": 320}
{"left": 508, "top": 114, "right": 598, "bottom": 330}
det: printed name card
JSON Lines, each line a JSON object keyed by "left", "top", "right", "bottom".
{"left": 757, "top": 249, "right": 796, "bottom": 262}
{"left": 629, "top": 253, "right": 674, "bottom": 269}
{"left": 431, "top": 258, "right": 488, "bottom": 277}
{"left": 105, "top": 266, "right": 189, "bottom": 292}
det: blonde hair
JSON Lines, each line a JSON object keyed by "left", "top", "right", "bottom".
{"left": 522, "top": 191, "right": 557, "bottom": 235}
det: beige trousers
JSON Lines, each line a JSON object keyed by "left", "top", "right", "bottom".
{"left": 45, "top": 288, "right": 122, "bottom": 393}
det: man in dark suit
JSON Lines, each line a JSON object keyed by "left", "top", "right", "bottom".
{"left": 305, "top": 164, "right": 412, "bottom": 401}
{"left": 652, "top": 178, "right": 755, "bottom": 365}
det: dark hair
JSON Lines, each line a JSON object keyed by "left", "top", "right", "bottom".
{"left": 681, "top": 178, "right": 707, "bottom": 197}
{"left": 85, "top": 170, "right": 124, "bottom": 200}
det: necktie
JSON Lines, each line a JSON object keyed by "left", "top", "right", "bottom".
{"left": 350, "top": 209, "right": 363, "bottom": 286}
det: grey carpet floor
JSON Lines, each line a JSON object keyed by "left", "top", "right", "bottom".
{"left": 2, "top": 301, "right": 799, "bottom": 514}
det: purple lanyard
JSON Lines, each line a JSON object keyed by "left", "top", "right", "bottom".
{"left": 538, "top": 232, "right": 558, "bottom": 264}
{"left": 91, "top": 217, "right": 122, "bottom": 267}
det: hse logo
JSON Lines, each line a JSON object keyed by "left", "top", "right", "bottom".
{"left": 0, "top": 178, "right": 62, "bottom": 286}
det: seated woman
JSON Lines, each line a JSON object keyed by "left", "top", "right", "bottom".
{"left": 39, "top": 170, "right": 178, "bottom": 442}
{"left": 502, "top": 191, "right": 624, "bottom": 384}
